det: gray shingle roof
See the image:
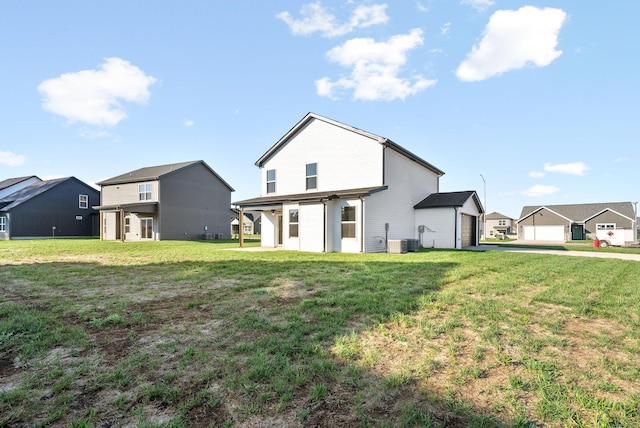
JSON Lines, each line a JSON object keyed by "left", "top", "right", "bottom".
{"left": 234, "top": 186, "right": 388, "bottom": 207}
{"left": 486, "top": 211, "right": 513, "bottom": 220}
{"left": 518, "top": 202, "right": 635, "bottom": 222}
{"left": 96, "top": 160, "right": 234, "bottom": 191}
{"left": 0, "top": 176, "right": 40, "bottom": 191}
{"left": 414, "top": 191, "right": 481, "bottom": 210}
{"left": 0, "top": 177, "right": 68, "bottom": 211}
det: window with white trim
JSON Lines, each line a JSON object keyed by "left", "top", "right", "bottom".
{"left": 341, "top": 206, "right": 356, "bottom": 238}
{"left": 79, "top": 194, "right": 88, "bottom": 209}
{"left": 289, "top": 209, "right": 299, "bottom": 237}
{"left": 306, "top": 163, "right": 317, "bottom": 190}
{"left": 498, "top": 220, "right": 506, "bottom": 226}
{"left": 266, "top": 170, "right": 276, "bottom": 194}
{"left": 124, "top": 216, "right": 131, "bottom": 233}
{"left": 0, "top": 216, "right": 6, "bottom": 232}
{"left": 139, "top": 184, "right": 152, "bottom": 201}
{"left": 596, "top": 223, "right": 616, "bottom": 230}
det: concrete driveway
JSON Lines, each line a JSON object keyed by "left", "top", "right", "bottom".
{"left": 468, "top": 241, "right": 640, "bottom": 262}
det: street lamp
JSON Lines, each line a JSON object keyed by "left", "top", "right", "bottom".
{"left": 480, "top": 174, "right": 486, "bottom": 240}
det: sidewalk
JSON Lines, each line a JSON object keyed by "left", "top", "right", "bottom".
{"left": 470, "top": 241, "right": 640, "bottom": 261}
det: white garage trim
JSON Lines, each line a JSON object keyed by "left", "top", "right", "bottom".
{"left": 523, "top": 225, "right": 564, "bottom": 241}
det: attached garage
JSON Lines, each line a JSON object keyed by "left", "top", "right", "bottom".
{"left": 522, "top": 225, "right": 564, "bottom": 241}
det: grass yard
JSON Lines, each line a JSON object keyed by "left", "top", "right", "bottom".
{"left": 1, "top": 239, "right": 640, "bottom": 427}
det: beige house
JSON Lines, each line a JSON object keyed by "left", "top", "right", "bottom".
{"left": 485, "top": 212, "right": 515, "bottom": 238}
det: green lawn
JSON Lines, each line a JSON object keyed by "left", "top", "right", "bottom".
{"left": 1, "top": 239, "right": 639, "bottom": 427}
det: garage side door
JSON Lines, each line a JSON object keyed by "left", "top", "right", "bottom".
{"left": 461, "top": 214, "right": 475, "bottom": 247}
{"left": 523, "top": 225, "right": 564, "bottom": 241}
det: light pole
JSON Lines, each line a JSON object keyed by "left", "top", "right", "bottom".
{"left": 480, "top": 174, "right": 486, "bottom": 240}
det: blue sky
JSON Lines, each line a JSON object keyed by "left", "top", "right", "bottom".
{"left": 1, "top": 1, "right": 638, "bottom": 219}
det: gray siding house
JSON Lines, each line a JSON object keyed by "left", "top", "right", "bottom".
{"left": 0, "top": 177, "right": 100, "bottom": 240}
{"left": 95, "top": 160, "right": 234, "bottom": 241}
{"left": 517, "top": 202, "right": 636, "bottom": 241}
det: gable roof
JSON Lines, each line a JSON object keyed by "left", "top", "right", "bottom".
{"left": 0, "top": 175, "right": 40, "bottom": 191}
{"left": 414, "top": 191, "right": 484, "bottom": 213}
{"left": 0, "top": 177, "right": 87, "bottom": 211}
{"left": 97, "top": 160, "right": 234, "bottom": 191}
{"left": 486, "top": 212, "right": 513, "bottom": 220}
{"left": 255, "top": 112, "right": 445, "bottom": 176}
{"left": 518, "top": 202, "right": 635, "bottom": 223}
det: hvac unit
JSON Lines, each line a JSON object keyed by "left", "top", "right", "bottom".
{"left": 406, "top": 239, "right": 420, "bottom": 252}
{"left": 387, "top": 239, "right": 408, "bottom": 254}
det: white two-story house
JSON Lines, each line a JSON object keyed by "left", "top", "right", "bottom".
{"left": 234, "top": 113, "right": 483, "bottom": 252}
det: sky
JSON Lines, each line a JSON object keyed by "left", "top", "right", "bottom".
{"left": 1, "top": 1, "right": 638, "bottom": 219}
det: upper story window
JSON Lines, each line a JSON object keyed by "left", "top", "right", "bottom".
{"left": 289, "top": 209, "right": 299, "bottom": 237}
{"left": 341, "top": 206, "right": 356, "bottom": 238}
{"left": 266, "top": 169, "right": 276, "bottom": 194}
{"left": 0, "top": 216, "right": 6, "bottom": 232}
{"left": 498, "top": 220, "right": 506, "bottom": 226}
{"left": 139, "top": 183, "right": 152, "bottom": 201}
{"left": 306, "top": 163, "right": 317, "bottom": 190}
{"left": 79, "top": 194, "right": 88, "bottom": 209}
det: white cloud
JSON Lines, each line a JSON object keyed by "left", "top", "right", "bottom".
{"left": 461, "top": 0, "right": 495, "bottom": 12}
{"left": 184, "top": 119, "right": 194, "bottom": 128}
{"left": 522, "top": 184, "right": 560, "bottom": 197}
{"left": 276, "top": 2, "right": 388, "bottom": 38}
{"left": 544, "top": 161, "right": 589, "bottom": 176}
{"left": 456, "top": 6, "right": 567, "bottom": 82}
{"left": 38, "top": 57, "right": 157, "bottom": 127}
{"left": 441, "top": 23, "right": 452, "bottom": 36}
{"left": 316, "top": 28, "right": 437, "bottom": 101}
{"left": 613, "top": 156, "right": 626, "bottom": 163}
{"left": 78, "top": 128, "right": 112, "bottom": 139}
{"left": 529, "top": 171, "right": 545, "bottom": 178}
{"left": 0, "top": 151, "right": 25, "bottom": 166}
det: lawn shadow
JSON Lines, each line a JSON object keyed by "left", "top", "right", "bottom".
{"left": 1, "top": 252, "right": 520, "bottom": 427}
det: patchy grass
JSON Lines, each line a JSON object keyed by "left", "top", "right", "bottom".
{"left": 1, "top": 239, "right": 639, "bottom": 427}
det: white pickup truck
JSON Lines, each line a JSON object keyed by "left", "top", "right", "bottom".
{"left": 596, "top": 227, "right": 635, "bottom": 247}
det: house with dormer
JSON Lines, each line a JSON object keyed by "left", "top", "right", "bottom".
{"left": 233, "top": 113, "right": 483, "bottom": 252}
{"left": 94, "top": 160, "right": 234, "bottom": 241}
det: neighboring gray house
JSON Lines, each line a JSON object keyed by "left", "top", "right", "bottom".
{"left": 0, "top": 176, "right": 42, "bottom": 199}
{"left": 517, "top": 202, "right": 636, "bottom": 241}
{"left": 94, "top": 160, "right": 234, "bottom": 241}
{"left": 485, "top": 212, "right": 515, "bottom": 238}
{"left": 0, "top": 177, "right": 100, "bottom": 240}
{"left": 234, "top": 112, "right": 484, "bottom": 252}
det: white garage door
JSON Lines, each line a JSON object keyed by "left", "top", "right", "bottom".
{"left": 523, "top": 225, "right": 564, "bottom": 241}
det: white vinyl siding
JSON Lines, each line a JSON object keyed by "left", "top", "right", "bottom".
{"left": 299, "top": 203, "right": 325, "bottom": 252}
{"left": 414, "top": 207, "right": 456, "bottom": 249}
{"left": 260, "top": 118, "right": 383, "bottom": 197}
{"left": 363, "top": 149, "right": 440, "bottom": 252}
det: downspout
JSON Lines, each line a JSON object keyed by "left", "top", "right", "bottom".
{"left": 454, "top": 207, "right": 458, "bottom": 249}
{"left": 239, "top": 208, "right": 245, "bottom": 248}
{"left": 360, "top": 197, "right": 365, "bottom": 253}
{"left": 120, "top": 208, "right": 125, "bottom": 242}
{"left": 322, "top": 199, "right": 328, "bottom": 253}
{"left": 99, "top": 211, "right": 103, "bottom": 241}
